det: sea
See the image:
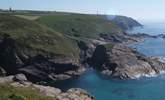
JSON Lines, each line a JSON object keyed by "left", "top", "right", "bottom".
{"left": 51, "top": 21, "right": 165, "bottom": 100}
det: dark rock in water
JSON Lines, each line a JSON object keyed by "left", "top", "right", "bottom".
{"left": 89, "top": 43, "right": 165, "bottom": 79}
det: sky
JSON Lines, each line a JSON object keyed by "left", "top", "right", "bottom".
{"left": 1, "top": 0, "right": 165, "bottom": 21}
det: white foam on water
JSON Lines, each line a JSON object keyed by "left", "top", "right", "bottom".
{"left": 133, "top": 69, "right": 165, "bottom": 79}
{"left": 134, "top": 71, "right": 157, "bottom": 79}
{"left": 158, "top": 57, "right": 165, "bottom": 63}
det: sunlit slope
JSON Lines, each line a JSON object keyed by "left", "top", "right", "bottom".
{"left": 37, "top": 14, "right": 123, "bottom": 39}
{"left": 0, "top": 14, "right": 79, "bottom": 58}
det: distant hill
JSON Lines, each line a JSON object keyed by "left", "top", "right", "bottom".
{"left": 107, "top": 15, "right": 142, "bottom": 30}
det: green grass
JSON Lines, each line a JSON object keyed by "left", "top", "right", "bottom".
{"left": 0, "top": 84, "right": 55, "bottom": 100}
{"left": 103, "top": 43, "right": 114, "bottom": 49}
{"left": 0, "top": 13, "right": 123, "bottom": 61}
{"left": 14, "top": 15, "right": 41, "bottom": 20}
{"left": 0, "top": 14, "right": 79, "bottom": 58}
{"left": 37, "top": 14, "right": 122, "bottom": 39}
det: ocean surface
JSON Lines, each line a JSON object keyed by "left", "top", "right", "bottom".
{"left": 128, "top": 22, "right": 165, "bottom": 35}
{"left": 52, "top": 22, "right": 165, "bottom": 100}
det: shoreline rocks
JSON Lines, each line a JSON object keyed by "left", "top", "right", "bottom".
{"left": 0, "top": 74, "right": 94, "bottom": 100}
{"left": 0, "top": 74, "right": 27, "bottom": 83}
{"left": 89, "top": 43, "right": 165, "bottom": 79}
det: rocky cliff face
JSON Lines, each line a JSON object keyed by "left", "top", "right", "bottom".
{"left": 0, "top": 34, "right": 83, "bottom": 82}
{"left": 89, "top": 43, "right": 165, "bottom": 79}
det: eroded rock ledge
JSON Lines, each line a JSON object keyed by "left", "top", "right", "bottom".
{"left": 89, "top": 43, "right": 165, "bottom": 79}
{"left": 0, "top": 74, "right": 94, "bottom": 100}
{"left": 0, "top": 35, "right": 85, "bottom": 82}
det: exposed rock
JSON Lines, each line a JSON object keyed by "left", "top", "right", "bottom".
{"left": 57, "top": 88, "right": 94, "bottom": 100}
{"left": 0, "top": 34, "right": 83, "bottom": 82}
{"left": 0, "top": 75, "right": 14, "bottom": 83}
{"left": 13, "top": 73, "right": 27, "bottom": 82}
{"left": 33, "top": 84, "right": 62, "bottom": 97}
{"left": 0, "top": 35, "right": 20, "bottom": 74}
{"left": 10, "top": 81, "right": 62, "bottom": 97}
{"left": 12, "top": 55, "right": 85, "bottom": 82}
{"left": 0, "top": 74, "right": 27, "bottom": 83}
{"left": 90, "top": 43, "right": 165, "bottom": 79}
{"left": 49, "top": 74, "right": 71, "bottom": 81}
{"left": 0, "top": 67, "right": 6, "bottom": 76}
{"left": 0, "top": 73, "right": 93, "bottom": 100}
{"left": 101, "top": 70, "right": 112, "bottom": 76}
{"left": 10, "top": 81, "right": 93, "bottom": 100}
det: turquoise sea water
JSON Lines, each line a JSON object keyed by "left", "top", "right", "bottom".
{"left": 52, "top": 22, "right": 165, "bottom": 100}
{"left": 52, "top": 69, "right": 165, "bottom": 100}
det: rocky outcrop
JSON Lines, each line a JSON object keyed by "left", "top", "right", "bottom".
{"left": 107, "top": 15, "right": 142, "bottom": 30}
{"left": 0, "top": 74, "right": 94, "bottom": 100}
{"left": 18, "top": 55, "right": 85, "bottom": 82}
{"left": 0, "top": 74, "right": 27, "bottom": 83}
{"left": 57, "top": 88, "right": 93, "bottom": 100}
{"left": 0, "top": 67, "right": 6, "bottom": 76}
{"left": 99, "top": 32, "right": 147, "bottom": 45}
{"left": 89, "top": 43, "right": 165, "bottom": 79}
{"left": 0, "top": 35, "right": 84, "bottom": 82}
{"left": 12, "top": 82, "right": 94, "bottom": 100}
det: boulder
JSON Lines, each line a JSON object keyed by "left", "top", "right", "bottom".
{"left": 13, "top": 74, "right": 27, "bottom": 82}
{"left": 0, "top": 75, "right": 14, "bottom": 83}
{"left": 0, "top": 74, "right": 27, "bottom": 83}
{"left": 57, "top": 88, "right": 94, "bottom": 100}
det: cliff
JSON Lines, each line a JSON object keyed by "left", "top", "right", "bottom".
{"left": 107, "top": 15, "right": 142, "bottom": 30}
{"left": 0, "top": 14, "right": 81, "bottom": 82}
{"left": 89, "top": 43, "right": 165, "bottom": 79}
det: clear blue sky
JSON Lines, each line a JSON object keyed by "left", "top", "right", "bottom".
{"left": 1, "top": 0, "right": 165, "bottom": 21}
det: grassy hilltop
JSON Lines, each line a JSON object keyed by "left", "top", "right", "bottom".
{"left": 0, "top": 14, "right": 79, "bottom": 59}
{"left": 36, "top": 14, "right": 122, "bottom": 39}
{"left": 0, "top": 12, "right": 123, "bottom": 61}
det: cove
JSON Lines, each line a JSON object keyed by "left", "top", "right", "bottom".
{"left": 49, "top": 69, "right": 165, "bottom": 100}
{"left": 48, "top": 38, "right": 165, "bottom": 100}
{"left": 49, "top": 23, "right": 165, "bottom": 100}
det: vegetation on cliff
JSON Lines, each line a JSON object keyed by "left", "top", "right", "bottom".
{"left": 107, "top": 15, "right": 142, "bottom": 30}
{"left": 0, "top": 84, "right": 54, "bottom": 100}
{"left": 0, "top": 14, "right": 79, "bottom": 59}
{"left": 37, "top": 14, "right": 123, "bottom": 39}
